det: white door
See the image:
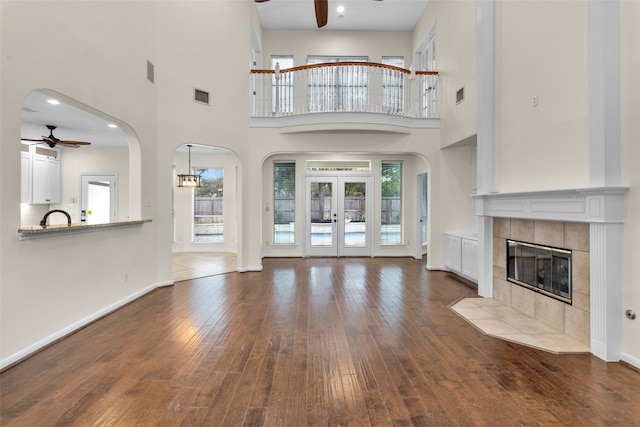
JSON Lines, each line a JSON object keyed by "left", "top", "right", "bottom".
{"left": 305, "top": 175, "right": 373, "bottom": 257}
{"left": 81, "top": 174, "right": 117, "bottom": 224}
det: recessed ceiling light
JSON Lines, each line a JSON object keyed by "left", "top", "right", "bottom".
{"left": 47, "top": 99, "right": 60, "bottom": 105}
{"left": 337, "top": 5, "right": 345, "bottom": 13}
{"left": 108, "top": 123, "right": 118, "bottom": 128}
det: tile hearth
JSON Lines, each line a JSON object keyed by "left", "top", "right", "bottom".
{"left": 450, "top": 297, "right": 590, "bottom": 354}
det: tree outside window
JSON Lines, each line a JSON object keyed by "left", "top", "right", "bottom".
{"left": 193, "top": 168, "right": 223, "bottom": 243}
{"left": 381, "top": 161, "right": 402, "bottom": 244}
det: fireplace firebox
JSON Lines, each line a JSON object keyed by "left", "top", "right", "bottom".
{"left": 506, "top": 240, "right": 572, "bottom": 304}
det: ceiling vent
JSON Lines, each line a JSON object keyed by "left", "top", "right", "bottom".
{"left": 194, "top": 88, "right": 210, "bottom": 105}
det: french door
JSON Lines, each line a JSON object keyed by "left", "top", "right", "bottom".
{"left": 305, "top": 174, "right": 373, "bottom": 257}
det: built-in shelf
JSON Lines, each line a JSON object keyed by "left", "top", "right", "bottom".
{"left": 18, "top": 219, "right": 152, "bottom": 240}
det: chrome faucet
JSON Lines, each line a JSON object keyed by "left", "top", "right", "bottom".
{"left": 40, "top": 209, "right": 72, "bottom": 228}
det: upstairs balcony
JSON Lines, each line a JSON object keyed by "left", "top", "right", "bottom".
{"left": 249, "top": 62, "right": 439, "bottom": 130}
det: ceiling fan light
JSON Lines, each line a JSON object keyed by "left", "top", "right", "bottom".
{"left": 47, "top": 99, "right": 60, "bottom": 105}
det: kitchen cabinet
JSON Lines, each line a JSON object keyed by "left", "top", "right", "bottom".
{"left": 444, "top": 232, "right": 478, "bottom": 282}
{"left": 21, "top": 145, "right": 61, "bottom": 204}
{"left": 21, "top": 151, "right": 31, "bottom": 203}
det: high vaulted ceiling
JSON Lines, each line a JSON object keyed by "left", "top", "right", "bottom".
{"left": 256, "top": 0, "right": 429, "bottom": 31}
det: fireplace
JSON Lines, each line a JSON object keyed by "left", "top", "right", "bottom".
{"left": 506, "top": 240, "right": 572, "bottom": 304}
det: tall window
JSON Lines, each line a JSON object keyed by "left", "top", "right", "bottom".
{"left": 274, "top": 161, "right": 295, "bottom": 244}
{"left": 381, "top": 161, "right": 402, "bottom": 244}
{"left": 271, "top": 55, "right": 294, "bottom": 114}
{"left": 307, "top": 56, "right": 368, "bottom": 112}
{"left": 193, "top": 168, "right": 223, "bottom": 243}
{"left": 382, "top": 56, "right": 404, "bottom": 114}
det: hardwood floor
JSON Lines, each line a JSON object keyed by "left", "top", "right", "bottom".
{"left": 2, "top": 257, "right": 639, "bottom": 426}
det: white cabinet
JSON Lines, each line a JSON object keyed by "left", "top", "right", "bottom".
{"left": 444, "top": 232, "right": 478, "bottom": 282}
{"left": 21, "top": 151, "right": 31, "bottom": 203}
{"left": 21, "top": 145, "right": 61, "bottom": 204}
{"left": 461, "top": 237, "right": 478, "bottom": 281}
{"left": 444, "top": 234, "right": 462, "bottom": 272}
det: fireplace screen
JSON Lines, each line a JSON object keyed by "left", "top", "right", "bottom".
{"left": 506, "top": 240, "right": 572, "bottom": 304}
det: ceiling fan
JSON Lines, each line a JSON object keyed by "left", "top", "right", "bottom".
{"left": 255, "top": 0, "right": 328, "bottom": 28}
{"left": 22, "top": 125, "right": 91, "bottom": 148}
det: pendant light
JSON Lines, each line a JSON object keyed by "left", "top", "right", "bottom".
{"left": 177, "top": 144, "right": 202, "bottom": 188}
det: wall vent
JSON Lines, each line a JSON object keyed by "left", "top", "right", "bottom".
{"left": 194, "top": 88, "right": 210, "bottom": 105}
{"left": 147, "top": 60, "right": 155, "bottom": 83}
{"left": 456, "top": 87, "right": 465, "bottom": 104}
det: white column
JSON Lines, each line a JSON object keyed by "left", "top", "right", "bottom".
{"left": 475, "top": 0, "right": 496, "bottom": 297}
{"left": 588, "top": 0, "right": 623, "bottom": 361}
{"left": 590, "top": 222, "right": 623, "bottom": 361}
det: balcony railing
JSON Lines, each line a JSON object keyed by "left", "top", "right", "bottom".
{"left": 250, "top": 62, "right": 438, "bottom": 119}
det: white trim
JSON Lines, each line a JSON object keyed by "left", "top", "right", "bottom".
{"left": 237, "top": 266, "right": 264, "bottom": 273}
{"left": 0, "top": 282, "right": 161, "bottom": 371}
{"left": 250, "top": 113, "right": 440, "bottom": 130}
{"left": 621, "top": 352, "right": 640, "bottom": 370}
{"left": 475, "top": 187, "right": 628, "bottom": 223}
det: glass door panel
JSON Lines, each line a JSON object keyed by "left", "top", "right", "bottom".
{"left": 306, "top": 174, "right": 372, "bottom": 257}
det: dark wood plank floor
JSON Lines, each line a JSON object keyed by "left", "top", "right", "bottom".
{"left": 2, "top": 257, "right": 639, "bottom": 426}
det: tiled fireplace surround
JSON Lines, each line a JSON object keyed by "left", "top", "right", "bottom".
{"left": 476, "top": 187, "right": 627, "bottom": 362}
{"left": 492, "top": 218, "right": 590, "bottom": 346}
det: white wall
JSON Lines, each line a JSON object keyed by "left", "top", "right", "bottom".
{"left": 414, "top": 0, "right": 478, "bottom": 149}
{"left": 621, "top": 0, "right": 640, "bottom": 365}
{"left": 494, "top": 1, "right": 590, "bottom": 192}
{"left": 262, "top": 30, "right": 413, "bottom": 68}
{"left": 1, "top": 1, "right": 159, "bottom": 367}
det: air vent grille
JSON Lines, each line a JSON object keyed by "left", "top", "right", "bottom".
{"left": 194, "top": 88, "right": 210, "bottom": 105}
{"left": 456, "top": 87, "right": 465, "bottom": 104}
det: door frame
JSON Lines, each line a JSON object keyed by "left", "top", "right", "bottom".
{"left": 304, "top": 173, "right": 373, "bottom": 257}
{"left": 80, "top": 174, "right": 118, "bottom": 224}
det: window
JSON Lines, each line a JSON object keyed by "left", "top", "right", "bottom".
{"left": 382, "top": 56, "right": 404, "bottom": 114}
{"left": 307, "top": 56, "right": 368, "bottom": 112}
{"left": 271, "top": 55, "right": 294, "bottom": 114}
{"left": 381, "top": 161, "right": 402, "bottom": 244}
{"left": 274, "top": 161, "right": 295, "bottom": 244}
{"left": 193, "top": 168, "right": 223, "bottom": 243}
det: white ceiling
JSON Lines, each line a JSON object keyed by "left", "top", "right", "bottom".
{"left": 21, "top": 91, "right": 128, "bottom": 149}
{"left": 256, "top": 0, "right": 429, "bottom": 31}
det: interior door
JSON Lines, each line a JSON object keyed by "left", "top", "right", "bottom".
{"left": 305, "top": 175, "right": 373, "bottom": 257}
{"left": 81, "top": 174, "right": 117, "bottom": 224}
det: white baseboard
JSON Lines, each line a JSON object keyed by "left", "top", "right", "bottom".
{"left": 426, "top": 264, "right": 446, "bottom": 271}
{"left": 621, "top": 352, "right": 640, "bottom": 370}
{"left": 237, "top": 266, "right": 264, "bottom": 273}
{"left": 0, "top": 282, "right": 159, "bottom": 371}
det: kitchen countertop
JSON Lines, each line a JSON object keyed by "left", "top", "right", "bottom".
{"left": 19, "top": 219, "right": 152, "bottom": 239}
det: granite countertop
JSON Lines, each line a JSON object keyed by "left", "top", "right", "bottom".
{"left": 19, "top": 219, "right": 152, "bottom": 237}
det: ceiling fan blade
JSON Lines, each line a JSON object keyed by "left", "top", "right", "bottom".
{"left": 57, "top": 142, "right": 82, "bottom": 148}
{"left": 21, "top": 138, "right": 44, "bottom": 142}
{"left": 59, "top": 140, "right": 91, "bottom": 146}
{"left": 315, "top": 0, "right": 328, "bottom": 27}
{"left": 254, "top": 0, "right": 270, "bottom": 2}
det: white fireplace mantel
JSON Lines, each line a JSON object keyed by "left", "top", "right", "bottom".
{"left": 474, "top": 186, "right": 628, "bottom": 362}
{"left": 474, "top": 187, "right": 628, "bottom": 224}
